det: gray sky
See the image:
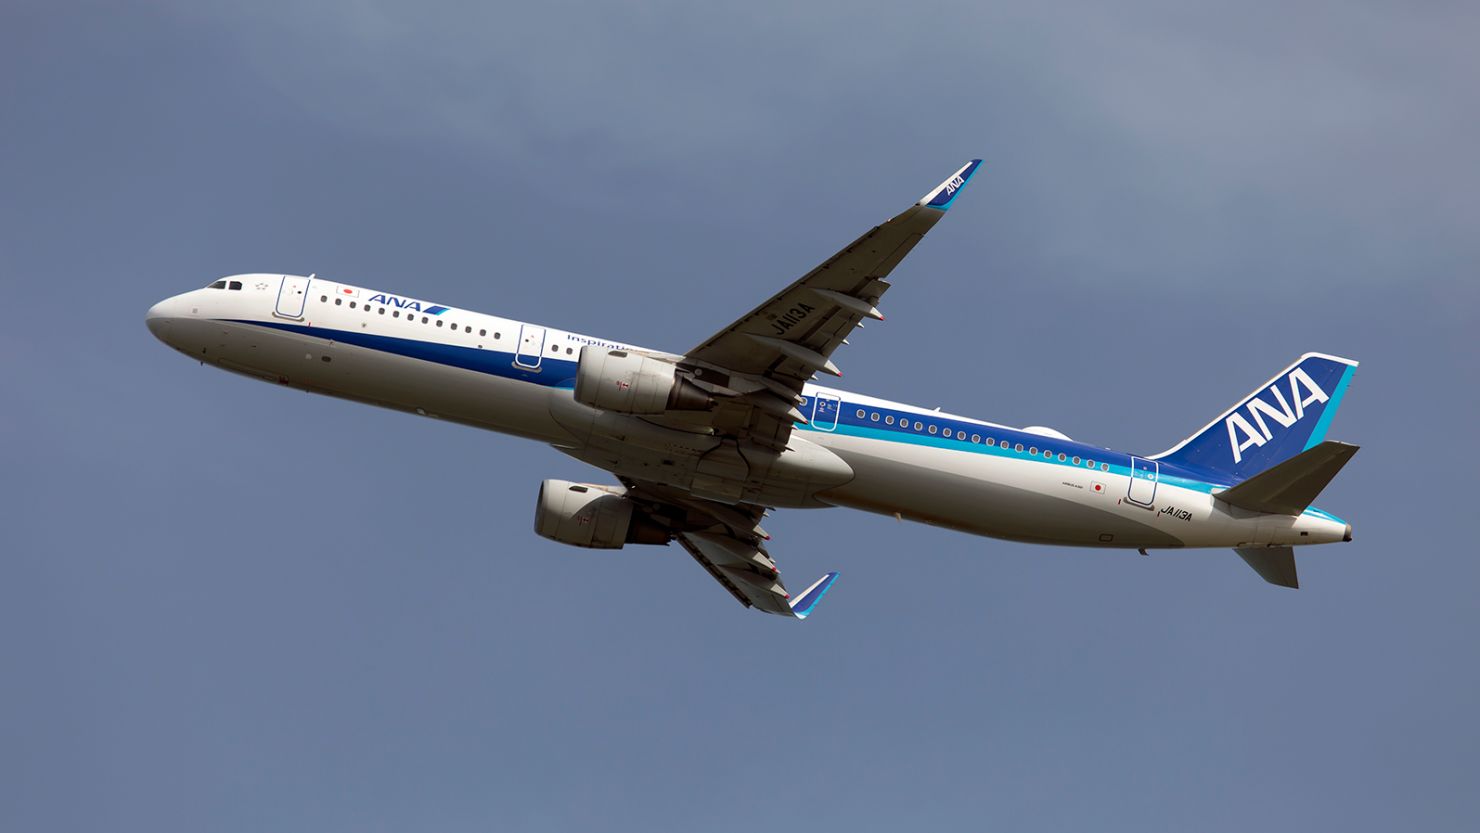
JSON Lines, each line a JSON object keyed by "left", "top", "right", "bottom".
{"left": 3, "top": 1, "right": 1478, "bottom": 830}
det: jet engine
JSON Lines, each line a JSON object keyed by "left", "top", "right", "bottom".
{"left": 573, "top": 347, "right": 712, "bottom": 414}
{"left": 533, "top": 480, "right": 671, "bottom": 549}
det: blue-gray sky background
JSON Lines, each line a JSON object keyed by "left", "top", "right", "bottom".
{"left": 3, "top": 1, "right": 1477, "bottom": 830}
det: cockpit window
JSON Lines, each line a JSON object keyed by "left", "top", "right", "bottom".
{"left": 228, "top": 280, "right": 243, "bottom": 290}
{"left": 209, "top": 280, "right": 227, "bottom": 289}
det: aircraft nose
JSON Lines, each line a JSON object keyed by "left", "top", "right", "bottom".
{"left": 146, "top": 299, "right": 170, "bottom": 339}
{"left": 146, "top": 294, "right": 189, "bottom": 342}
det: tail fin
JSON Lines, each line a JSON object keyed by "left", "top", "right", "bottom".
{"left": 1151, "top": 353, "right": 1357, "bottom": 481}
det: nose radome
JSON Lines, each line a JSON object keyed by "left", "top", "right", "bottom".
{"left": 146, "top": 300, "right": 167, "bottom": 337}
{"left": 146, "top": 294, "right": 189, "bottom": 341}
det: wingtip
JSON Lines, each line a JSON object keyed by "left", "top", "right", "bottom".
{"left": 789, "top": 571, "right": 840, "bottom": 620}
{"left": 919, "top": 159, "right": 984, "bottom": 210}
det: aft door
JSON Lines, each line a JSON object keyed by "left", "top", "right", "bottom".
{"left": 275, "top": 275, "right": 310, "bottom": 319}
{"left": 515, "top": 324, "right": 546, "bottom": 369}
{"left": 810, "top": 392, "right": 840, "bottom": 431}
{"left": 1127, "top": 457, "right": 1158, "bottom": 506}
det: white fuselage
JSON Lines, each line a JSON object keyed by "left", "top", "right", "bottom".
{"left": 147, "top": 275, "right": 1350, "bottom": 551}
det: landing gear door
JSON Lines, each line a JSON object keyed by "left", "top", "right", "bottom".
{"left": 1127, "top": 457, "right": 1158, "bottom": 506}
{"left": 275, "top": 275, "right": 310, "bottom": 319}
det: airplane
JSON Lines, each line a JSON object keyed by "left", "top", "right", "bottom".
{"left": 146, "top": 160, "right": 1359, "bottom": 619}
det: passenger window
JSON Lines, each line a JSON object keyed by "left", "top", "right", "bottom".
{"left": 928, "top": 425, "right": 937, "bottom": 434}
{"left": 494, "top": 332, "right": 500, "bottom": 339}
{"left": 1087, "top": 460, "right": 1095, "bottom": 468}
{"left": 1029, "top": 447, "right": 1037, "bottom": 455}
{"left": 393, "top": 310, "right": 400, "bottom": 318}
{"left": 335, "top": 298, "right": 342, "bottom": 306}
{"left": 378, "top": 307, "right": 385, "bottom": 314}
{"left": 422, "top": 317, "right": 428, "bottom": 324}
{"left": 1058, "top": 453, "right": 1067, "bottom": 461}
{"left": 870, "top": 413, "right": 879, "bottom": 422}
{"left": 566, "top": 347, "right": 573, "bottom": 354}
{"left": 885, "top": 415, "right": 894, "bottom": 425}
{"left": 320, "top": 295, "right": 328, "bottom": 302}
{"left": 1015, "top": 443, "right": 1024, "bottom": 452}
{"left": 914, "top": 421, "right": 923, "bottom": 431}
{"left": 436, "top": 320, "right": 444, "bottom": 327}
{"left": 1101, "top": 463, "right": 1110, "bottom": 471}
{"left": 1073, "top": 456, "right": 1081, "bottom": 465}
{"left": 480, "top": 329, "right": 486, "bottom": 336}
{"left": 349, "top": 301, "right": 357, "bottom": 309}
{"left": 467, "top": 326, "right": 474, "bottom": 334}
{"left": 972, "top": 434, "right": 981, "bottom": 443}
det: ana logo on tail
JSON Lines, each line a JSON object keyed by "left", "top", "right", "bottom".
{"left": 1225, "top": 368, "right": 1330, "bottom": 464}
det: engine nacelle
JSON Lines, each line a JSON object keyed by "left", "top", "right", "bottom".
{"left": 533, "top": 480, "right": 670, "bottom": 549}
{"left": 573, "top": 347, "right": 712, "bottom": 414}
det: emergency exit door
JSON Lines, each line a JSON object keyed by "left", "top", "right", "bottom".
{"left": 515, "top": 324, "right": 546, "bottom": 369}
{"left": 810, "top": 393, "right": 840, "bottom": 431}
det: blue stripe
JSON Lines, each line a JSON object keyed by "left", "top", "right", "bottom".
{"left": 226, "top": 319, "right": 580, "bottom": 388}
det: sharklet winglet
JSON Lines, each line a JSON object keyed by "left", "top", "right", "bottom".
{"left": 789, "top": 571, "right": 840, "bottom": 620}
{"left": 918, "top": 159, "right": 983, "bottom": 210}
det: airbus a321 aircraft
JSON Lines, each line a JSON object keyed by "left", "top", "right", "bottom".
{"left": 147, "top": 160, "right": 1359, "bottom": 618}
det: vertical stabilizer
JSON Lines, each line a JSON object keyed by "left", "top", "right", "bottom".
{"left": 1152, "top": 353, "right": 1357, "bottom": 481}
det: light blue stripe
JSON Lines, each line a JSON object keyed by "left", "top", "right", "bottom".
{"left": 1304, "top": 364, "right": 1356, "bottom": 451}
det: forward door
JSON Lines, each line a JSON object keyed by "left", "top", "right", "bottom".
{"left": 275, "top": 275, "right": 310, "bottom": 319}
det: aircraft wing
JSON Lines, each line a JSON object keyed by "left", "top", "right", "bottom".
{"left": 676, "top": 531, "right": 839, "bottom": 619}
{"left": 622, "top": 479, "right": 839, "bottom": 618}
{"left": 683, "top": 159, "right": 982, "bottom": 403}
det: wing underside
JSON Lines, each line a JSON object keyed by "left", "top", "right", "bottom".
{"left": 622, "top": 479, "right": 838, "bottom": 618}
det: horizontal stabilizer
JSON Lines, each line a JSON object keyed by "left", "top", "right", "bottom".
{"left": 1218, "top": 441, "right": 1359, "bottom": 515}
{"left": 1235, "top": 546, "right": 1299, "bottom": 589}
{"left": 789, "top": 572, "right": 840, "bottom": 620}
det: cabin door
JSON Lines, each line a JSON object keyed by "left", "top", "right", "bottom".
{"left": 275, "top": 275, "right": 310, "bottom": 319}
{"left": 1127, "top": 457, "right": 1158, "bottom": 506}
{"left": 515, "top": 324, "right": 546, "bottom": 369}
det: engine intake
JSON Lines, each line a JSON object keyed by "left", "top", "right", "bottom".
{"left": 573, "top": 347, "right": 712, "bottom": 414}
{"left": 534, "top": 480, "right": 670, "bottom": 549}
